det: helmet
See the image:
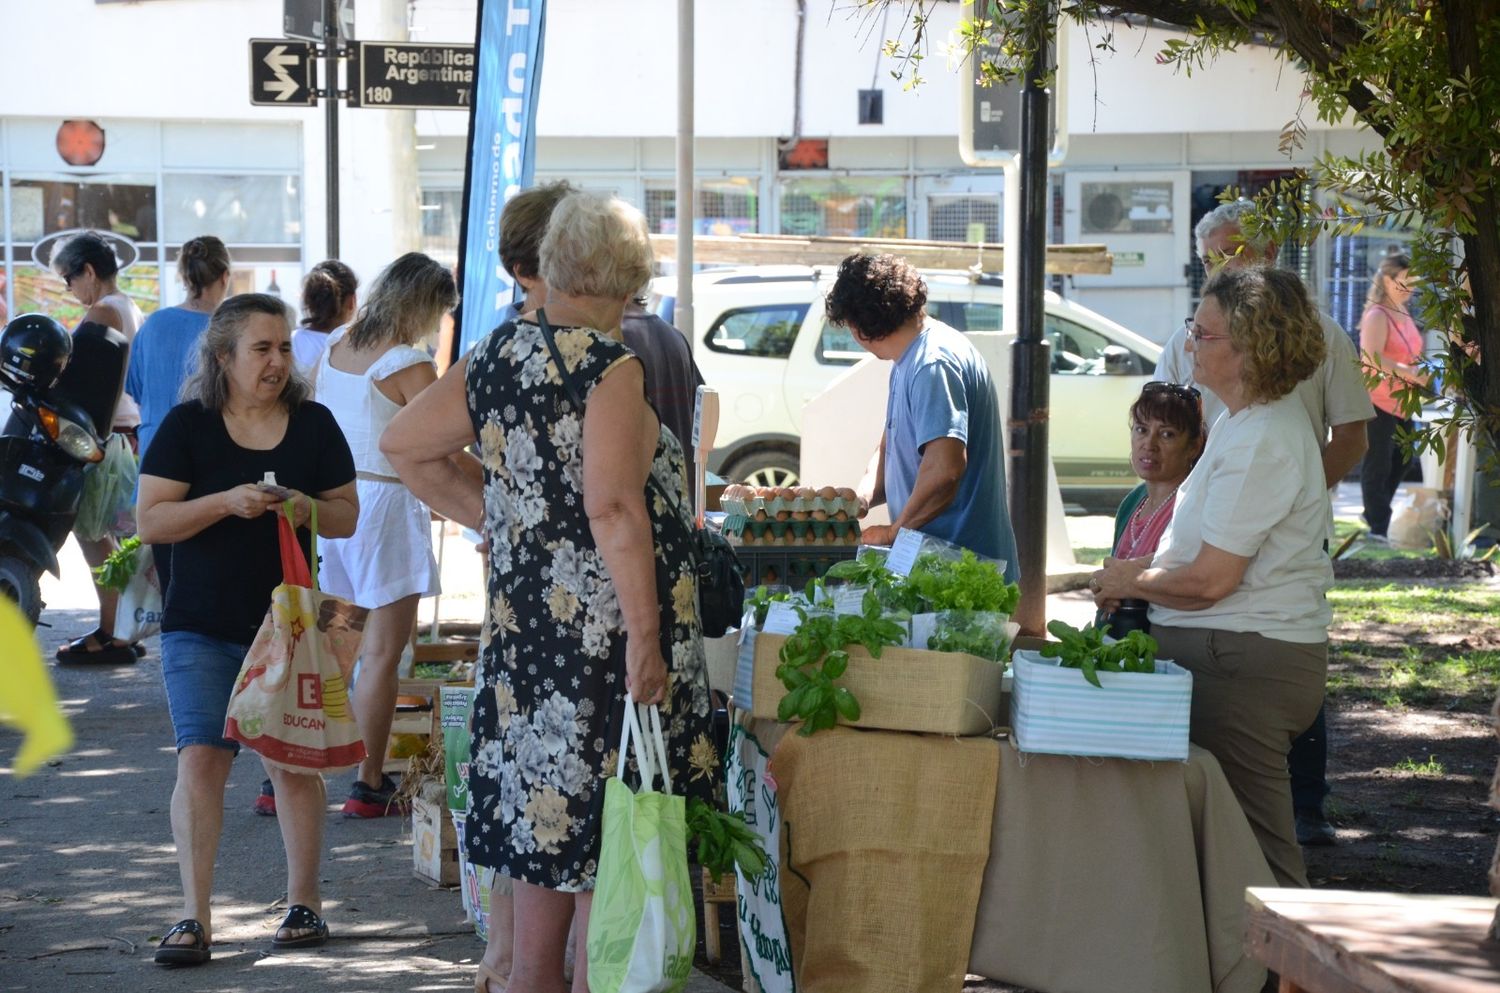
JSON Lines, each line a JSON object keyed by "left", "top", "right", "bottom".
{"left": 0, "top": 314, "right": 72, "bottom": 391}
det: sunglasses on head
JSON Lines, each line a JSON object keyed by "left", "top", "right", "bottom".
{"left": 1141, "top": 381, "right": 1201, "bottom": 404}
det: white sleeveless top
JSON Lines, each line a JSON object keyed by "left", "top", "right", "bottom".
{"left": 98, "top": 291, "right": 144, "bottom": 430}
{"left": 313, "top": 327, "right": 434, "bottom": 478}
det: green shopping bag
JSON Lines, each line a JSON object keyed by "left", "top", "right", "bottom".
{"left": 587, "top": 702, "right": 695, "bottom": 993}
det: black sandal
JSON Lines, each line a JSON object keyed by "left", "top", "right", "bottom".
{"left": 154, "top": 918, "right": 211, "bottom": 966}
{"left": 271, "top": 904, "right": 329, "bottom": 949}
{"left": 56, "top": 628, "right": 140, "bottom": 665}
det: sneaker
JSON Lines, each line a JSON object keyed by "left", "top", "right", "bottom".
{"left": 341, "top": 774, "right": 408, "bottom": 819}
{"left": 252, "top": 779, "right": 276, "bottom": 817}
{"left": 1295, "top": 806, "right": 1336, "bottom": 847}
{"left": 1365, "top": 532, "right": 1390, "bottom": 546}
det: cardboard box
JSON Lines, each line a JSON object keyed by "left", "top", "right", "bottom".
{"left": 750, "top": 633, "right": 1004, "bottom": 736}
{"left": 411, "top": 795, "right": 460, "bottom": 887}
{"left": 1009, "top": 649, "right": 1192, "bottom": 761}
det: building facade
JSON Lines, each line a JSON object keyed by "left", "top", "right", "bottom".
{"left": 0, "top": 0, "right": 1401, "bottom": 341}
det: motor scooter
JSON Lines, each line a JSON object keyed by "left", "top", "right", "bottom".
{"left": 0, "top": 319, "right": 123, "bottom": 625}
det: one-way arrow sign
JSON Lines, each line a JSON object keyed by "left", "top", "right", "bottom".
{"left": 249, "top": 38, "right": 318, "bottom": 107}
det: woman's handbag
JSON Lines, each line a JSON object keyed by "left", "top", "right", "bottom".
{"left": 223, "top": 501, "right": 370, "bottom": 772}
{"left": 587, "top": 701, "right": 695, "bottom": 993}
{"left": 536, "top": 311, "right": 745, "bottom": 637}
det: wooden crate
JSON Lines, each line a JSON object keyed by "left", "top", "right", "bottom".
{"left": 750, "top": 634, "right": 1004, "bottom": 736}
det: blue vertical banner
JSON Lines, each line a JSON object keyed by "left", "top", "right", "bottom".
{"left": 456, "top": 0, "right": 547, "bottom": 354}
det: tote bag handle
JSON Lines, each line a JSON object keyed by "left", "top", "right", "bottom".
{"left": 276, "top": 498, "right": 319, "bottom": 590}
{"left": 614, "top": 700, "right": 674, "bottom": 797}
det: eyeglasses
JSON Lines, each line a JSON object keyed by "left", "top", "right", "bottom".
{"left": 1183, "top": 318, "right": 1231, "bottom": 344}
{"left": 1141, "top": 381, "right": 1201, "bottom": 403}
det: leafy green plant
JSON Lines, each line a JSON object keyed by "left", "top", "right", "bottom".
{"left": 687, "top": 797, "right": 769, "bottom": 884}
{"left": 775, "top": 599, "right": 905, "bottom": 736}
{"left": 745, "top": 585, "right": 792, "bottom": 628}
{"left": 92, "top": 536, "right": 142, "bottom": 592}
{"left": 927, "top": 611, "right": 1013, "bottom": 662}
{"left": 1038, "top": 620, "right": 1158, "bottom": 688}
{"left": 1391, "top": 755, "right": 1446, "bottom": 776}
{"left": 906, "top": 550, "right": 1020, "bottom": 614}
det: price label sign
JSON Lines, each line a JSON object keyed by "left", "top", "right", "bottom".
{"left": 883, "top": 528, "right": 926, "bottom": 576}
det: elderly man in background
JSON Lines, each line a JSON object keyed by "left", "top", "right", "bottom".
{"left": 1155, "top": 199, "right": 1374, "bottom": 848}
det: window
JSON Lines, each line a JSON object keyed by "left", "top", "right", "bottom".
{"left": 928, "top": 194, "right": 1000, "bottom": 243}
{"left": 1046, "top": 314, "right": 1145, "bottom": 375}
{"left": 705, "top": 304, "right": 806, "bottom": 358}
{"left": 778, "top": 177, "right": 906, "bottom": 239}
{"left": 1079, "top": 181, "right": 1173, "bottom": 235}
{"left": 951, "top": 302, "right": 1003, "bottom": 332}
{"left": 420, "top": 189, "right": 463, "bottom": 267}
{"left": 816, "top": 321, "right": 862, "bottom": 366}
{"left": 644, "top": 178, "right": 760, "bottom": 235}
{"left": 162, "top": 174, "right": 300, "bottom": 244}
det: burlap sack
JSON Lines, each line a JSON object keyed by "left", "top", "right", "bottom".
{"left": 773, "top": 726, "right": 998, "bottom": 993}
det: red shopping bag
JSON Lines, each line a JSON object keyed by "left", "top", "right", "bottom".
{"left": 224, "top": 502, "right": 369, "bottom": 772}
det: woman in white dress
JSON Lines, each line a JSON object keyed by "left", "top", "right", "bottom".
{"left": 292, "top": 259, "right": 358, "bottom": 376}
{"left": 315, "top": 252, "right": 458, "bottom": 816}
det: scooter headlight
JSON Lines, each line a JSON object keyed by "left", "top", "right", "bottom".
{"left": 37, "top": 407, "right": 104, "bottom": 463}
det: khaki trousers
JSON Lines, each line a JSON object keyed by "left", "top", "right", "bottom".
{"left": 1152, "top": 625, "right": 1328, "bottom": 888}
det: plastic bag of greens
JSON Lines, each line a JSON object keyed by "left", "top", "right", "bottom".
{"left": 75, "top": 434, "right": 137, "bottom": 542}
{"left": 915, "top": 610, "right": 1020, "bottom": 662}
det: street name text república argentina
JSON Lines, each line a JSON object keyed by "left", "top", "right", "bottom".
{"left": 381, "top": 47, "right": 475, "bottom": 86}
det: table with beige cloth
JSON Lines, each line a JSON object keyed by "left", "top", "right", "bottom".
{"left": 765, "top": 720, "right": 1273, "bottom": 993}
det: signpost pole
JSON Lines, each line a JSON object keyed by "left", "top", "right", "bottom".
{"left": 1008, "top": 6, "right": 1054, "bottom": 637}
{"left": 323, "top": 0, "right": 340, "bottom": 257}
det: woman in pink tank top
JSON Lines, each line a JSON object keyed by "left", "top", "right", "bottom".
{"left": 1358, "top": 253, "right": 1428, "bottom": 539}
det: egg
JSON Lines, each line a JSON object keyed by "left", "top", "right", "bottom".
{"left": 817, "top": 485, "right": 838, "bottom": 501}
{"left": 754, "top": 509, "right": 768, "bottom": 522}
{"left": 776, "top": 510, "right": 791, "bottom": 522}
{"left": 833, "top": 510, "right": 848, "bottom": 522}
{"left": 811, "top": 509, "right": 828, "bottom": 521}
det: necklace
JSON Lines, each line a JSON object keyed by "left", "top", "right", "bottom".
{"left": 1123, "top": 489, "right": 1178, "bottom": 557}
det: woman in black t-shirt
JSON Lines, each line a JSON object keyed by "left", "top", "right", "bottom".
{"left": 137, "top": 293, "right": 357, "bottom": 966}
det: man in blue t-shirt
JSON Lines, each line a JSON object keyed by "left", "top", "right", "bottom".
{"left": 826, "top": 253, "right": 1018, "bottom": 581}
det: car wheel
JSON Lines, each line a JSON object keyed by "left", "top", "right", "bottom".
{"left": 721, "top": 449, "right": 800, "bottom": 489}
{"left": 0, "top": 551, "right": 43, "bottom": 626}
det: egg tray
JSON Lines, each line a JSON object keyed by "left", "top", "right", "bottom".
{"left": 720, "top": 493, "right": 861, "bottom": 520}
{"left": 722, "top": 513, "right": 862, "bottom": 546}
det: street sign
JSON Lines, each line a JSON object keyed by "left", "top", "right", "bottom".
{"left": 283, "top": 0, "right": 354, "bottom": 42}
{"left": 250, "top": 39, "right": 318, "bottom": 106}
{"left": 349, "top": 42, "right": 476, "bottom": 110}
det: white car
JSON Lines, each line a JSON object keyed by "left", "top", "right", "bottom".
{"left": 651, "top": 266, "right": 1162, "bottom": 513}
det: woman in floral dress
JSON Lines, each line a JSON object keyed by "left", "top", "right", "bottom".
{"left": 383, "top": 191, "right": 715, "bottom": 993}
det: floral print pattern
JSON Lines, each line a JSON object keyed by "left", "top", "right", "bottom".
{"left": 464, "top": 318, "right": 715, "bottom": 891}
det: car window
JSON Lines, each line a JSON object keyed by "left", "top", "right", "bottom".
{"left": 953, "top": 302, "right": 1003, "bottom": 332}
{"left": 817, "top": 321, "right": 862, "bottom": 366}
{"left": 1045, "top": 313, "right": 1146, "bottom": 375}
{"left": 704, "top": 304, "right": 807, "bottom": 358}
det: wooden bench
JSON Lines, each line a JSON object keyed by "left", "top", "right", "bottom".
{"left": 1245, "top": 887, "right": 1500, "bottom": 993}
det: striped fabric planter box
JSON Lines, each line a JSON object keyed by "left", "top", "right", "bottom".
{"left": 1009, "top": 650, "right": 1192, "bottom": 761}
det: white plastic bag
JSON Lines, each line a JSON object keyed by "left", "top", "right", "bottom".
{"left": 1388, "top": 486, "right": 1448, "bottom": 550}
{"left": 113, "top": 542, "right": 162, "bottom": 643}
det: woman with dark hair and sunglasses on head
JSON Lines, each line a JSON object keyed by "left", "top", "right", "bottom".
{"left": 1092, "top": 266, "right": 1333, "bottom": 891}
{"left": 1111, "top": 382, "right": 1207, "bottom": 561}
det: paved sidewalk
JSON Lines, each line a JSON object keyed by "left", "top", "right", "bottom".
{"left": 0, "top": 541, "right": 732, "bottom": 993}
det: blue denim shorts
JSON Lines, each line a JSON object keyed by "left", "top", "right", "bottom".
{"left": 160, "top": 630, "right": 251, "bottom": 753}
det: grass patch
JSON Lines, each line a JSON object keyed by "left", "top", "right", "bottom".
{"left": 1391, "top": 756, "right": 1446, "bottom": 776}
{"left": 1073, "top": 546, "right": 1111, "bottom": 566}
{"left": 1329, "top": 581, "right": 1499, "bottom": 628}
{"left": 1327, "top": 581, "right": 1500, "bottom": 708}
{"left": 1333, "top": 517, "right": 1429, "bottom": 561}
